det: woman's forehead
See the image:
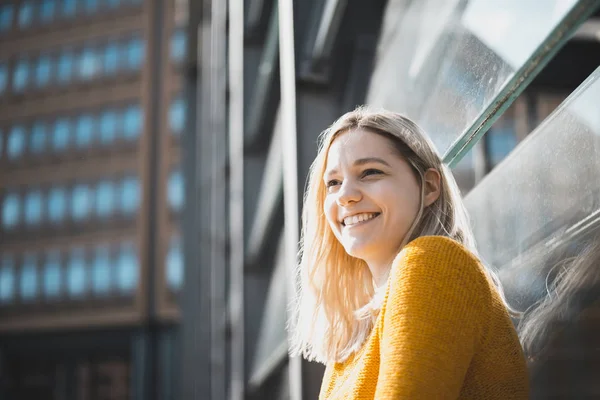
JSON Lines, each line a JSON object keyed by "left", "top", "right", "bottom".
{"left": 326, "top": 129, "right": 396, "bottom": 165}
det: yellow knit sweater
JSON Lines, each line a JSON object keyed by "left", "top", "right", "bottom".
{"left": 319, "top": 236, "right": 529, "bottom": 399}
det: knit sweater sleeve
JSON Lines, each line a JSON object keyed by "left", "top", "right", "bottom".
{"left": 374, "top": 235, "right": 491, "bottom": 399}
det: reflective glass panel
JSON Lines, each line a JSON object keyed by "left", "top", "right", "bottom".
{"left": 35, "top": 56, "right": 52, "bottom": 87}
{"left": 47, "top": 187, "right": 67, "bottom": 223}
{"left": 30, "top": 122, "right": 47, "bottom": 154}
{"left": 17, "top": 2, "right": 33, "bottom": 28}
{"left": 103, "top": 43, "right": 119, "bottom": 75}
{"left": 43, "top": 250, "right": 61, "bottom": 298}
{"left": 40, "top": 0, "right": 56, "bottom": 23}
{"left": 119, "top": 176, "right": 139, "bottom": 215}
{"left": 116, "top": 242, "right": 138, "bottom": 294}
{"left": 13, "top": 60, "right": 29, "bottom": 92}
{"left": 170, "top": 30, "right": 186, "bottom": 62}
{"left": 67, "top": 248, "right": 86, "bottom": 297}
{"left": 0, "top": 255, "right": 15, "bottom": 303}
{"left": 0, "top": 5, "right": 13, "bottom": 32}
{"left": 7, "top": 126, "right": 26, "bottom": 159}
{"left": 61, "top": 0, "right": 76, "bottom": 16}
{"left": 366, "top": 0, "right": 592, "bottom": 159}
{"left": 78, "top": 47, "right": 99, "bottom": 80}
{"left": 75, "top": 114, "right": 94, "bottom": 148}
{"left": 168, "top": 169, "right": 184, "bottom": 211}
{"left": 71, "top": 184, "right": 91, "bottom": 221}
{"left": 0, "top": 63, "right": 7, "bottom": 94}
{"left": 57, "top": 52, "right": 74, "bottom": 84}
{"left": 52, "top": 118, "right": 70, "bottom": 151}
{"left": 95, "top": 180, "right": 115, "bottom": 217}
{"left": 166, "top": 237, "right": 183, "bottom": 291}
{"left": 92, "top": 245, "right": 111, "bottom": 295}
{"left": 169, "top": 97, "right": 185, "bottom": 134}
{"left": 20, "top": 254, "right": 38, "bottom": 301}
{"left": 99, "top": 109, "right": 118, "bottom": 143}
{"left": 24, "top": 190, "right": 43, "bottom": 226}
{"left": 123, "top": 104, "right": 141, "bottom": 140}
{"left": 2, "top": 193, "right": 20, "bottom": 229}
{"left": 124, "top": 37, "right": 144, "bottom": 70}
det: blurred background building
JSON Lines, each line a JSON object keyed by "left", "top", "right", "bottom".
{"left": 0, "top": 0, "right": 599, "bottom": 399}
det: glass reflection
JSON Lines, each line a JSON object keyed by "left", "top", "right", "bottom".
{"left": 24, "top": 190, "right": 43, "bottom": 226}
{"left": 67, "top": 248, "right": 86, "bottom": 297}
{"left": 79, "top": 48, "right": 99, "bottom": 80}
{"left": 20, "top": 253, "right": 38, "bottom": 301}
{"left": 48, "top": 187, "right": 67, "bottom": 223}
{"left": 92, "top": 245, "right": 111, "bottom": 295}
{"left": 2, "top": 192, "right": 20, "bottom": 229}
{"left": 0, "top": 255, "right": 15, "bottom": 303}
{"left": 116, "top": 242, "right": 138, "bottom": 294}
{"left": 43, "top": 250, "right": 62, "bottom": 298}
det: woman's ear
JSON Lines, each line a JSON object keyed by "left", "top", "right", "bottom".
{"left": 423, "top": 168, "right": 441, "bottom": 207}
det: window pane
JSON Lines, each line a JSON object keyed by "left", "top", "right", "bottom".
{"left": 92, "top": 245, "right": 111, "bottom": 295}
{"left": 166, "top": 237, "right": 183, "bottom": 291}
{"left": 119, "top": 176, "right": 139, "bottom": 215}
{"left": 99, "top": 109, "right": 118, "bottom": 143}
{"left": 0, "top": 255, "right": 15, "bottom": 303}
{"left": 60, "top": 0, "right": 76, "bottom": 17}
{"left": 0, "top": 63, "right": 7, "bottom": 94}
{"left": 103, "top": 43, "right": 119, "bottom": 75}
{"left": 123, "top": 104, "right": 142, "bottom": 140}
{"left": 7, "top": 126, "right": 26, "bottom": 160}
{"left": 0, "top": 5, "right": 13, "bottom": 32}
{"left": 124, "top": 38, "right": 144, "bottom": 70}
{"left": 57, "top": 52, "right": 74, "bottom": 84}
{"left": 52, "top": 118, "right": 70, "bottom": 151}
{"left": 487, "top": 127, "right": 517, "bottom": 167}
{"left": 67, "top": 248, "right": 86, "bottom": 297}
{"left": 78, "top": 48, "right": 99, "bottom": 80}
{"left": 20, "top": 254, "right": 38, "bottom": 301}
{"left": 40, "top": 0, "right": 56, "bottom": 23}
{"left": 75, "top": 114, "right": 94, "bottom": 148}
{"left": 168, "top": 170, "right": 184, "bottom": 211}
{"left": 17, "top": 2, "right": 33, "bottom": 29}
{"left": 13, "top": 60, "right": 29, "bottom": 92}
{"left": 84, "top": 0, "right": 98, "bottom": 13}
{"left": 35, "top": 56, "right": 52, "bottom": 88}
{"left": 170, "top": 30, "right": 186, "bottom": 63}
{"left": 72, "top": 184, "right": 91, "bottom": 221}
{"left": 24, "top": 190, "right": 43, "bottom": 226}
{"left": 2, "top": 193, "right": 20, "bottom": 229}
{"left": 47, "top": 187, "right": 67, "bottom": 223}
{"left": 116, "top": 242, "right": 138, "bottom": 294}
{"left": 30, "top": 122, "right": 47, "bottom": 154}
{"left": 95, "top": 180, "right": 115, "bottom": 217}
{"left": 169, "top": 97, "right": 185, "bottom": 134}
{"left": 43, "top": 250, "right": 61, "bottom": 298}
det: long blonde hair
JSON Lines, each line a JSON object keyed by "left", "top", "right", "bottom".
{"left": 289, "top": 106, "right": 478, "bottom": 363}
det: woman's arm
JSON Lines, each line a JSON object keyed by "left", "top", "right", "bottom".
{"left": 375, "top": 236, "right": 491, "bottom": 399}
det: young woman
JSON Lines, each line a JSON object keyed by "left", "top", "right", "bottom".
{"left": 290, "top": 107, "right": 529, "bottom": 399}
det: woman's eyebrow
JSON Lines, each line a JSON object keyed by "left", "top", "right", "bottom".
{"left": 353, "top": 157, "right": 391, "bottom": 167}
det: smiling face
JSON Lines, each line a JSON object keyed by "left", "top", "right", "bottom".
{"left": 323, "top": 129, "right": 422, "bottom": 274}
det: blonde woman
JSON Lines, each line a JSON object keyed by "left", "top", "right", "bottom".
{"left": 290, "top": 107, "right": 529, "bottom": 399}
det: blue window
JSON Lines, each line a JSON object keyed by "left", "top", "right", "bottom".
{"left": 52, "top": 118, "right": 70, "bottom": 151}
{"left": 13, "top": 60, "right": 29, "bottom": 92}
{"left": 119, "top": 176, "right": 139, "bottom": 215}
{"left": 0, "top": 63, "right": 7, "bottom": 94}
{"left": 61, "top": 0, "right": 76, "bottom": 17}
{"left": 24, "top": 190, "right": 43, "bottom": 226}
{"left": 75, "top": 114, "right": 94, "bottom": 148}
{"left": 84, "top": 0, "right": 98, "bottom": 13}
{"left": 0, "top": 5, "right": 13, "bottom": 33}
{"left": 47, "top": 187, "right": 67, "bottom": 223}
{"left": 92, "top": 245, "right": 111, "bottom": 295}
{"left": 40, "top": 0, "right": 56, "bottom": 23}
{"left": 30, "top": 122, "right": 47, "bottom": 154}
{"left": 124, "top": 37, "right": 144, "bottom": 70}
{"left": 2, "top": 193, "right": 20, "bottom": 229}
{"left": 169, "top": 97, "right": 185, "bottom": 134}
{"left": 168, "top": 170, "right": 184, "bottom": 211}
{"left": 78, "top": 47, "right": 99, "bottom": 80}
{"left": 17, "top": 2, "right": 33, "bottom": 29}
{"left": 106, "top": 0, "right": 120, "bottom": 9}
{"left": 99, "top": 109, "right": 118, "bottom": 143}
{"left": 20, "top": 254, "right": 38, "bottom": 301}
{"left": 123, "top": 104, "right": 142, "bottom": 140}
{"left": 103, "top": 43, "right": 119, "bottom": 75}
{"left": 67, "top": 248, "right": 86, "bottom": 297}
{"left": 95, "top": 180, "right": 115, "bottom": 217}
{"left": 170, "top": 30, "right": 186, "bottom": 63}
{"left": 0, "top": 255, "right": 15, "bottom": 303}
{"left": 35, "top": 56, "right": 52, "bottom": 88}
{"left": 7, "top": 126, "right": 26, "bottom": 160}
{"left": 166, "top": 237, "right": 183, "bottom": 291}
{"left": 487, "top": 127, "right": 517, "bottom": 167}
{"left": 57, "top": 52, "right": 74, "bottom": 84}
{"left": 43, "top": 250, "right": 61, "bottom": 298}
{"left": 116, "top": 242, "right": 137, "bottom": 294}
{"left": 72, "top": 184, "right": 91, "bottom": 221}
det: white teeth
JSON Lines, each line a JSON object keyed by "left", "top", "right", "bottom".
{"left": 343, "top": 213, "right": 377, "bottom": 227}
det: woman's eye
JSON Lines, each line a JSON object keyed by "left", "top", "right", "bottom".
{"left": 326, "top": 179, "right": 341, "bottom": 189}
{"left": 362, "top": 169, "right": 382, "bottom": 177}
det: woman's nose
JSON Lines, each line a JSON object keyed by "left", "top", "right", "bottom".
{"left": 337, "top": 181, "right": 362, "bottom": 206}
